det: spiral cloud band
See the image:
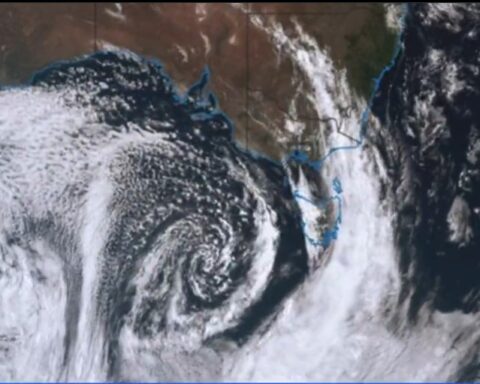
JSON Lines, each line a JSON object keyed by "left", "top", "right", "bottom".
{"left": 0, "top": 51, "right": 308, "bottom": 381}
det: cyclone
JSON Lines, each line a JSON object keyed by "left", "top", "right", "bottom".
{"left": 3, "top": 3, "right": 480, "bottom": 382}
{"left": 0, "top": 51, "right": 308, "bottom": 381}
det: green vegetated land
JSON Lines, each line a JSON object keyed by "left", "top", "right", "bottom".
{"left": 344, "top": 5, "right": 398, "bottom": 99}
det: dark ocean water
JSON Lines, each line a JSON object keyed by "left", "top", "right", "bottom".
{"left": 0, "top": 49, "right": 312, "bottom": 379}
{"left": 372, "top": 4, "right": 480, "bottom": 323}
{"left": 3, "top": 4, "right": 480, "bottom": 381}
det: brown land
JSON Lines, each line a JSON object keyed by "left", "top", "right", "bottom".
{"left": 0, "top": 3, "right": 395, "bottom": 160}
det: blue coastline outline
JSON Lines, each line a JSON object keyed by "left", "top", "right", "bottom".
{"left": 0, "top": 5, "right": 408, "bottom": 252}
{"left": 287, "top": 4, "right": 408, "bottom": 248}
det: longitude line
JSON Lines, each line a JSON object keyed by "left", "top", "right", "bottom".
{"left": 94, "top": 3, "right": 97, "bottom": 52}
{"left": 245, "top": 6, "right": 250, "bottom": 150}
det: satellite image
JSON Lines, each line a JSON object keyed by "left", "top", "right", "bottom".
{"left": 0, "top": 2, "right": 480, "bottom": 382}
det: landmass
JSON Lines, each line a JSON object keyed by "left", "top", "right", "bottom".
{"left": 0, "top": 3, "right": 397, "bottom": 160}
